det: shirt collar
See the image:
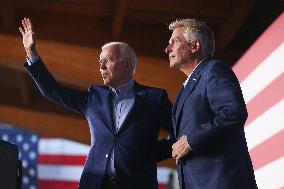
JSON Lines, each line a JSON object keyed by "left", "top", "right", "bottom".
{"left": 110, "top": 79, "right": 134, "bottom": 98}
{"left": 183, "top": 57, "right": 208, "bottom": 87}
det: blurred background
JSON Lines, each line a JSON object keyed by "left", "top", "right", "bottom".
{"left": 0, "top": 0, "right": 283, "bottom": 188}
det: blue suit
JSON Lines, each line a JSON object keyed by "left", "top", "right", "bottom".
{"left": 173, "top": 59, "right": 257, "bottom": 189}
{"left": 24, "top": 59, "right": 173, "bottom": 189}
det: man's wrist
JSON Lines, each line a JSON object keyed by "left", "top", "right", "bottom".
{"left": 26, "top": 49, "right": 39, "bottom": 61}
{"left": 26, "top": 49, "right": 40, "bottom": 65}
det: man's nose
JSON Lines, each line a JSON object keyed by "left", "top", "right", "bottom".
{"left": 100, "top": 63, "right": 106, "bottom": 70}
{"left": 165, "top": 44, "right": 172, "bottom": 54}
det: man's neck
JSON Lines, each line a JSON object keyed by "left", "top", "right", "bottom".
{"left": 111, "top": 77, "right": 133, "bottom": 91}
{"left": 181, "top": 57, "right": 203, "bottom": 76}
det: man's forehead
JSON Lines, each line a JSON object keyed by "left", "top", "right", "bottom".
{"left": 100, "top": 46, "right": 114, "bottom": 59}
{"left": 100, "top": 45, "right": 119, "bottom": 59}
{"left": 169, "top": 28, "right": 186, "bottom": 42}
{"left": 172, "top": 27, "right": 186, "bottom": 37}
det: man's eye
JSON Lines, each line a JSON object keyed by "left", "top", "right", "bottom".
{"left": 99, "top": 59, "right": 108, "bottom": 64}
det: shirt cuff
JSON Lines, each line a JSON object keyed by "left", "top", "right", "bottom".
{"left": 26, "top": 55, "right": 40, "bottom": 66}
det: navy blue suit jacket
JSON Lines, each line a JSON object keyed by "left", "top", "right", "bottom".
{"left": 173, "top": 59, "right": 257, "bottom": 189}
{"left": 24, "top": 59, "right": 173, "bottom": 189}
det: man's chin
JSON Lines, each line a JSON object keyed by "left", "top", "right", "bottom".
{"left": 103, "top": 80, "right": 109, "bottom": 86}
{"left": 169, "top": 62, "right": 178, "bottom": 69}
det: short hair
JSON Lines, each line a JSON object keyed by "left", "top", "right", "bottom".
{"left": 101, "top": 42, "right": 137, "bottom": 74}
{"left": 168, "top": 18, "right": 215, "bottom": 58}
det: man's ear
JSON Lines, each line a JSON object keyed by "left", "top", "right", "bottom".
{"left": 124, "top": 58, "right": 132, "bottom": 71}
{"left": 190, "top": 41, "right": 201, "bottom": 54}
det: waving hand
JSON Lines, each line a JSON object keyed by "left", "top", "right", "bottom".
{"left": 19, "top": 17, "right": 38, "bottom": 59}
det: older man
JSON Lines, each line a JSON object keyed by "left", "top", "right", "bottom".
{"left": 165, "top": 18, "right": 258, "bottom": 189}
{"left": 19, "top": 18, "right": 173, "bottom": 189}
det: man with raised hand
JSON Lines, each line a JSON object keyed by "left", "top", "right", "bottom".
{"left": 19, "top": 17, "right": 173, "bottom": 189}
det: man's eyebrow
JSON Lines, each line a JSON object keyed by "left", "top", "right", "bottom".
{"left": 169, "top": 36, "right": 178, "bottom": 44}
{"left": 99, "top": 58, "right": 107, "bottom": 63}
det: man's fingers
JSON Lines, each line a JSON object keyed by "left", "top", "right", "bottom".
{"left": 172, "top": 148, "right": 178, "bottom": 158}
{"left": 172, "top": 142, "right": 176, "bottom": 150}
{"left": 24, "top": 17, "right": 31, "bottom": 31}
{"left": 27, "top": 18, "right": 33, "bottom": 31}
{"left": 22, "top": 18, "right": 28, "bottom": 32}
{"left": 172, "top": 145, "right": 183, "bottom": 158}
{"left": 19, "top": 27, "right": 24, "bottom": 36}
{"left": 176, "top": 157, "right": 180, "bottom": 165}
{"left": 172, "top": 135, "right": 190, "bottom": 164}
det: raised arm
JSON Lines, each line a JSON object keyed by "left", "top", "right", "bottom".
{"left": 19, "top": 18, "right": 89, "bottom": 115}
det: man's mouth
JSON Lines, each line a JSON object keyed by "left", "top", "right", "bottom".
{"left": 102, "top": 73, "right": 108, "bottom": 79}
{"left": 169, "top": 56, "right": 175, "bottom": 60}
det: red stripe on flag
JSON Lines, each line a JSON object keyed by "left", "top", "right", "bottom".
{"left": 245, "top": 73, "right": 284, "bottom": 126}
{"left": 39, "top": 180, "right": 79, "bottom": 189}
{"left": 38, "top": 155, "right": 86, "bottom": 165}
{"left": 233, "top": 12, "right": 284, "bottom": 82}
{"left": 158, "top": 184, "right": 167, "bottom": 189}
{"left": 250, "top": 129, "right": 284, "bottom": 170}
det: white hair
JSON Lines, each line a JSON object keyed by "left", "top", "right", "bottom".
{"left": 101, "top": 42, "right": 137, "bottom": 74}
{"left": 169, "top": 18, "right": 215, "bottom": 58}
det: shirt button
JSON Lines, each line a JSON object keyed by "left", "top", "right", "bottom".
{"left": 106, "top": 154, "right": 108, "bottom": 158}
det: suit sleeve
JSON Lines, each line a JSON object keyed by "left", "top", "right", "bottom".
{"left": 156, "top": 90, "right": 175, "bottom": 162}
{"left": 187, "top": 62, "right": 248, "bottom": 152}
{"left": 24, "top": 58, "right": 89, "bottom": 115}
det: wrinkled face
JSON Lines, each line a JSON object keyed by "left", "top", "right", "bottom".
{"left": 99, "top": 46, "right": 131, "bottom": 89}
{"left": 165, "top": 27, "right": 193, "bottom": 69}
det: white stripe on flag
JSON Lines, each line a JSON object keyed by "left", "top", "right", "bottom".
{"left": 38, "top": 164, "right": 84, "bottom": 181}
{"left": 245, "top": 100, "right": 284, "bottom": 151}
{"left": 255, "top": 157, "right": 284, "bottom": 189}
{"left": 240, "top": 42, "right": 284, "bottom": 103}
{"left": 39, "top": 138, "right": 90, "bottom": 155}
{"left": 157, "top": 167, "right": 172, "bottom": 184}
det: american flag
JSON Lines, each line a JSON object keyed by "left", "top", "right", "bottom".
{"left": 0, "top": 124, "right": 178, "bottom": 189}
{"left": 233, "top": 12, "right": 284, "bottom": 189}
{"left": 0, "top": 124, "right": 38, "bottom": 189}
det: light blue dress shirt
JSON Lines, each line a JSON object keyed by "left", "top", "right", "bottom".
{"left": 107, "top": 79, "right": 135, "bottom": 175}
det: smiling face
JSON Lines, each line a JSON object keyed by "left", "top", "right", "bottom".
{"left": 165, "top": 27, "right": 195, "bottom": 69}
{"left": 99, "top": 45, "right": 132, "bottom": 89}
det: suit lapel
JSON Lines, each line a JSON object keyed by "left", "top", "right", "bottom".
{"left": 174, "top": 58, "right": 210, "bottom": 127}
{"left": 172, "top": 86, "right": 184, "bottom": 133}
{"left": 102, "top": 89, "right": 115, "bottom": 133}
{"left": 116, "top": 82, "right": 145, "bottom": 134}
{"left": 172, "top": 85, "right": 185, "bottom": 113}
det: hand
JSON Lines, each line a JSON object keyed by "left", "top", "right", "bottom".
{"left": 172, "top": 135, "right": 191, "bottom": 164}
{"left": 19, "top": 17, "right": 38, "bottom": 59}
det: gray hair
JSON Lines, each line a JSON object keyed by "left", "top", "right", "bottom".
{"left": 101, "top": 42, "right": 137, "bottom": 74}
{"left": 169, "top": 18, "right": 215, "bottom": 58}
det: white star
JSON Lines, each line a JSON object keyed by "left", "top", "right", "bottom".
{"left": 23, "top": 143, "right": 30, "bottom": 151}
{"left": 22, "top": 160, "right": 28, "bottom": 168}
{"left": 29, "top": 151, "right": 36, "bottom": 160}
{"left": 23, "top": 176, "right": 29, "bottom": 184}
{"left": 30, "top": 135, "right": 38, "bottom": 143}
{"left": 29, "top": 168, "right": 36, "bottom": 177}
{"left": 16, "top": 134, "right": 23, "bottom": 142}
